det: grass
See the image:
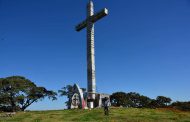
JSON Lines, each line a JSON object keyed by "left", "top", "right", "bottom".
{"left": 0, "top": 108, "right": 190, "bottom": 122}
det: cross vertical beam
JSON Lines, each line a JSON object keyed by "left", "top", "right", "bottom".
{"left": 75, "top": 0, "right": 108, "bottom": 108}
{"left": 86, "top": 1, "right": 96, "bottom": 103}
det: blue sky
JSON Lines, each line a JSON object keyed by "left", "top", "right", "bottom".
{"left": 0, "top": 0, "right": 190, "bottom": 110}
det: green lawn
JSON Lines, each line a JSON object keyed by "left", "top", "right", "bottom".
{"left": 0, "top": 108, "right": 190, "bottom": 122}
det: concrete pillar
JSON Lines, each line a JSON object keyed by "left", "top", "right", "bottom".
{"left": 88, "top": 102, "right": 94, "bottom": 109}
{"left": 87, "top": 0, "right": 96, "bottom": 102}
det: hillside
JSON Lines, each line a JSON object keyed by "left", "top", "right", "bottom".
{"left": 0, "top": 108, "right": 190, "bottom": 122}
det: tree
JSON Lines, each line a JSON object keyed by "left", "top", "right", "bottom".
{"left": 156, "top": 96, "right": 172, "bottom": 107}
{"left": 0, "top": 76, "right": 57, "bottom": 112}
{"left": 58, "top": 85, "right": 74, "bottom": 109}
{"left": 138, "top": 95, "right": 152, "bottom": 108}
{"left": 148, "top": 99, "right": 159, "bottom": 108}
{"left": 110, "top": 91, "right": 174, "bottom": 109}
{"left": 125, "top": 92, "right": 142, "bottom": 108}
{"left": 111, "top": 92, "right": 153, "bottom": 108}
{"left": 110, "top": 92, "right": 128, "bottom": 107}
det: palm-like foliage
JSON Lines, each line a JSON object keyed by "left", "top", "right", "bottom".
{"left": 58, "top": 85, "right": 73, "bottom": 108}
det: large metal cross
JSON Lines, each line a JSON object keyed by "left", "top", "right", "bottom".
{"left": 75, "top": 0, "right": 108, "bottom": 108}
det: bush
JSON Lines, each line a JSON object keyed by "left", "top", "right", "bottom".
{"left": 171, "top": 101, "right": 190, "bottom": 111}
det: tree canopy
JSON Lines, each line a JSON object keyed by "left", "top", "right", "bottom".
{"left": 110, "top": 92, "right": 172, "bottom": 109}
{"left": 156, "top": 96, "right": 172, "bottom": 107}
{"left": 58, "top": 85, "right": 74, "bottom": 109}
{"left": 110, "top": 92, "right": 128, "bottom": 107}
{"left": 0, "top": 76, "right": 57, "bottom": 112}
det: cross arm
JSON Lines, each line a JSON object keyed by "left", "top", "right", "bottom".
{"left": 75, "top": 20, "right": 87, "bottom": 32}
{"left": 91, "top": 8, "right": 108, "bottom": 23}
{"left": 75, "top": 8, "right": 108, "bottom": 32}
